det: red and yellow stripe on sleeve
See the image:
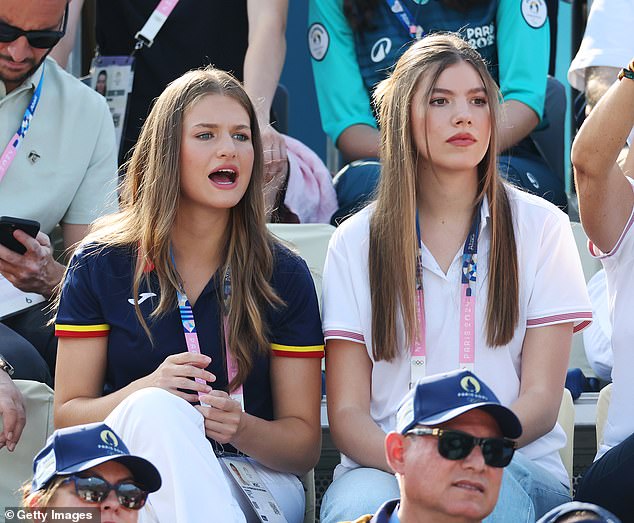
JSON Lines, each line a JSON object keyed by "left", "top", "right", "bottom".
{"left": 271, "top": 343, "right": 324, "bottom": 358}
{"left": 55, "top": 324, "right": 110, "bottom": 338}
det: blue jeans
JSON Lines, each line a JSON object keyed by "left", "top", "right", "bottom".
{"left": 319, "top": 453, "right": 570, "bottom": 523}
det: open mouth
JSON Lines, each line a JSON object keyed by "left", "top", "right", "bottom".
{"left": 209, "top": 169, "right": 237, "bottom": 185}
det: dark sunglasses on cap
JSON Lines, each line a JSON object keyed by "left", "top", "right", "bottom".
{"left": 0, "top": 4, "right": 68, "bottom": 49}
{"left": 405, "top": 427, "right": 517, "bottom": 468}
{"left": 61, "top": 474, "right": 149, "bottom": 510}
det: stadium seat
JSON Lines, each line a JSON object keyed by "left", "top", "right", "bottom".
{"left": 558, "top": 388, "right": 576, "bottom": 484}
{"left": 595, "top": 383, "right": 613, "bottom": 449}
{"left": 0, "top": 380, "right": 55, "bottom": 521}
{"left": 267, "top": 223, "right": 336, "bottom": 307}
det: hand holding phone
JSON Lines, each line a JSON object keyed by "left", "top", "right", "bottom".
{"left": 0, "top": 216, "right": 40, "bottom": 255}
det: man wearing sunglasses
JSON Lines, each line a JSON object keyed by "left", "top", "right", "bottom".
{"left": 0, "top": 0, "right": 118, "bottom": 454}
{"left": 345, "top": 369, "right": 523, "bottom": 523}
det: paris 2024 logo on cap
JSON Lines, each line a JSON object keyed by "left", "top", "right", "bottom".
{"left": 458, "top": 375, "right": 489, "bottom": 403}
{"left": 99, "top": 429, "right": 124, "bottom": 455}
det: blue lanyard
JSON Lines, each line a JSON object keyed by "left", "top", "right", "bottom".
{"left": 0, "top": 63, "right": 46, "bottom": 182}
{"left": 415, "top": 205, "right": 481, "bottom": 294}
{"left": 170, "top": 249, "right": 244, "bottom": 407}
{"left": 384, "top": 0, "right": 424, "bottom": 39}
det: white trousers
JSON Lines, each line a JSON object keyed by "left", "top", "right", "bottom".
{"left": 105, "top": 387, "right": 304, "bottom": 523}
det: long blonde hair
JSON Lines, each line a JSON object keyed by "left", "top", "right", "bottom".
{"left": 369, "top": 33, "right": 518, "bottom": 361}
{"left": 61, "top": 67, "right": 281, "bottom": 388}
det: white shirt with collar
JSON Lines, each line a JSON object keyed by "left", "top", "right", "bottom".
{"left": 0, "top": 57, "right": 118, "bottom": 235}
{"left": 589, "top": 177, "right": 634, "bottom": 459}
{"left": 322, "top": 186, "right": 592, "bottom": 485}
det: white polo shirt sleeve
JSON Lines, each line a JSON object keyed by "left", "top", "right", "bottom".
{"left": 524, "top": 204, "right": 592, "bottom": 333}
{"left": 322, "top": 208, "right": 371, "bottom": 346}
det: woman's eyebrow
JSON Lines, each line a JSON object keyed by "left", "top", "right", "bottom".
{"left": 431, "top": 87, "right": 487, "bottom": 95}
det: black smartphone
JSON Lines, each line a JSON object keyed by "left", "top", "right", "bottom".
{"left": 0, "top": 216, "right": 40, "bottom": 255}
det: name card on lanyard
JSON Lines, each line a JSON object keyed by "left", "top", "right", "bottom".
{"left": 0, "top": 64, "right": 45, "bottom": 183}
{"left": 89, "top": 0, "right": 181, "bottom": 156}
{"left": 411, "top": 205, "right": 481, "bottom": 387}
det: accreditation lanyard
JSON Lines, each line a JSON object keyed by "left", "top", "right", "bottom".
{"left": 134, "top": 0, "right": 181, "bottom": 48}
{"left": 384, "top": 0, "right": 424, "bottom": 40}
{"left": 411, "top": 205, "right": 481, "bottom": 385}
{"left": 173, "top": 261, "right": 244, "bottom": 410}
{"left": 0, "top": 64, "right": 45, "bottom": 183}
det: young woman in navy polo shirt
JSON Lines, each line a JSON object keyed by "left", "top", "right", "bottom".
{"left": 53, "top": 68, "right": 324, "bottom": 523}
{"left": 320, "top": 34, "right": 591, "bottom": 522}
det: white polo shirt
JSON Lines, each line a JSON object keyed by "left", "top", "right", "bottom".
{"left": 590, "top": 177, "right": 634, "bottom": 459}
{"left": 322, "top": 187, "right": 591, "bottom": 485}
{"left": 0, "top": 57, "right": 118, "bottom": 235}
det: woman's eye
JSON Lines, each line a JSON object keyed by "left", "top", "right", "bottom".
{"left": 472, "top": 97, "right": 488, "bottom": 106}
{"left": 233, "top": 133, "right": 250, "bottom": 142}
{"left": 430, "top": 98, "right": 447, "bottom": 106}
{"left": 197, "top": 133, "right": 212, "bottom": 140}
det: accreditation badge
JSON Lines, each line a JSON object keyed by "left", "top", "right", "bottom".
{"left": 89, "top": 55, "right": 135, "bottom": 155}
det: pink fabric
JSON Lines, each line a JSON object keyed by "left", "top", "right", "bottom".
{"left": 283, "top": 135, "right": 338, "bottom": 223}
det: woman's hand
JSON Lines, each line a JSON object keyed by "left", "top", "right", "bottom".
{"left": 195, "top": 391, "right": 245, "bottom": 444}
{"left": 145, "top": 352, "right": 215, "bottom": 403}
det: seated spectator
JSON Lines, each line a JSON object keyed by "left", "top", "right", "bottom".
{"left": 309, "top": 0, "right": 565, "bottom": 224}
{"left": 320, "top": 32, "right": 590, "bottom": 523}
{"left": 568, "top": 0, "right": 634, "bottom": 124}
{"left": 0, "top": 0, "right": 118, "bottom": 452}
{"left": 22, "top": 422, "right": 161, "bottom": 523}
{"left": 537, "top": 502, "right": 621, "bottom": 523}
{"left": 53, "top": 67, "right": 324, "bottom": 523}
{"left": 343, "top": 369, "right": 523, "bottom": 523}
{"left": 571, "top": 55, "right": 634, "bottom": 520}
{"left": 52, "top": 0, "right": 337, "bottom": 223}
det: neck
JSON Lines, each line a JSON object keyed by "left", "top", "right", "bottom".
{"left": 417, "top": 165, "right": 479, "bottom": 220}
{"left": 171, "top": 203, "right": 230, "bottom": 271}
{"left": 398, "top": 498, "right": 480, "bottom": 523}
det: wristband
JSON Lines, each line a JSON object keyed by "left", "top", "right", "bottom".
{"left": 618, "top": 59, "right": 634, "bottom": 81}
{"left": 0, "top": 354, "right": 14, "bottom": 377}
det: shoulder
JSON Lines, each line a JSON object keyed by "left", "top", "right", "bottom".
{"left": 69, "top": 242, "right": 135, "bottom": 274}
{"left": 506, "top": 185, "right": 569, "bottom": 230}
{"left": 43, "top": 58, "right": 110, "bottom": 115}
{"left": 330, "top": 204, "right": 374, "bottom": 250}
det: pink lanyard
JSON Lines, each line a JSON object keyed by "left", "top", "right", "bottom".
{"left": 0, "top": 64, "right": 45, "bottom": 183}
{"left": 173, "top": 255, "right": 244, "bottom": 409}
{"left": 411, "top": 207, "right": 481, "bottom": 385}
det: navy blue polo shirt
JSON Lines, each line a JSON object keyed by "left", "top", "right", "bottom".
{"left": 56, "top": 242, "right": 324, "bottom": 423}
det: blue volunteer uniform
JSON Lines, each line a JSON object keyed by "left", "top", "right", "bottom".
{"left": 309, "top": 0, "right": 550, "bottom": 145}
{"left": 55, "top": 242, "right": 324, "bottom": 425}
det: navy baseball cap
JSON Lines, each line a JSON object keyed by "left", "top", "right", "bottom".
{"left": 537, "top": 502, "right": 621, "bottom": 523}
{"left": 396, "top": 369, "right": 522, "bottom": 439}
{"left": 32, "top": 422, "right": 161, "bottom": 493}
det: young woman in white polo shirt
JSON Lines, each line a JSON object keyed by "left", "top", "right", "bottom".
{"left": 320, "top": 33, "right": 592, "bottom": 523}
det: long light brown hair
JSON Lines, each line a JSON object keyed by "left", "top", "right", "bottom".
{"left": 369, "top": 33, "right": 518, "bottom": 361}
{"left": 59, "top": 67, "right": 281, "bottom": 388}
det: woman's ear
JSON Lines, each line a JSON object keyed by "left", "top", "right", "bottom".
{"left": 385, "top": 431, "right": 407, "bottom": 474}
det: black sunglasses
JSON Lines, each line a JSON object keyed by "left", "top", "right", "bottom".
{"left": 0, "top": 4, "right": 68, "bottom": 49}
{"left": 62, "top": 474, "right": 149, "bottom": 510}
{"left": 405, "top": 427, "right": 516, "bottom": 468}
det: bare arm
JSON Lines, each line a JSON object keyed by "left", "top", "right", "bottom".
{"left": 54, "top": 337, "right": 215, "bottom": 428}
{"left": 49, "top": 0, "right": 86, "bottom": 69}
{"left": 584, "top": 66, "right": 621, "bottom": 114}
{"left": 498, "top": 99, "right": 540, "bottom": 153}
{"left": 198, "top": 356, "right": 322, "bottom": 476}
{"left": 337, "top": 124, "right": 380, "bottom": 162}
{"left": 325, "top": 339, "right": 391, "bottom": 472}
{"left": 511, "top": 323, "right": 573, "bottom": 447}
{"left": 572, "top": 74, "right": 634, "bottom": 253}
